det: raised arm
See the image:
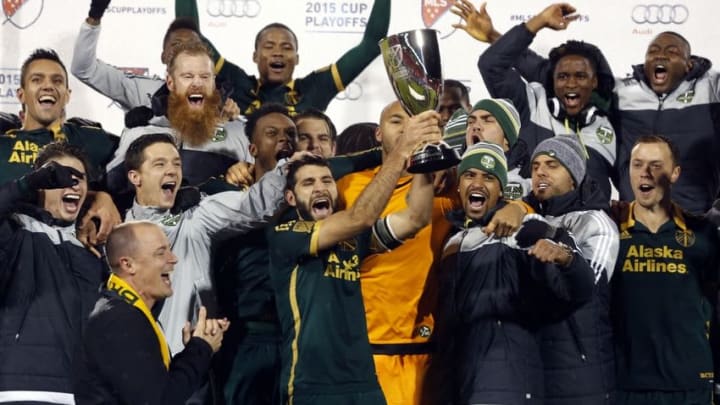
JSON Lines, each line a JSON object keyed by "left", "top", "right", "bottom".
{"left": 71, "top": 0, "right": 163, "bottom": 110}
{"left": 452, "top": 0, "right": 553, "bottom": 86}
{"left": 376, "top": 172, "right": 434, "bottom": 248}
{"left": 476, "top": 3, "right": 579, "bottom": 119}
{"left": 328, "top": 147, "right": 383, "bottom": 180}
{"left": 334, "top": 0, "right": 390, "bottom": 86}
{"left": 315, "top": 110, "right": 440, "bottom": 251}
{"left": 191, "top": 164, "right": 287, "bottom": 236}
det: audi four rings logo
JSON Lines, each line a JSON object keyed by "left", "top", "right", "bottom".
{"left": 631, "top": 4, "right": 688, "bottom": 24}
{"left": 207, "top": 0, "right": 261, "bottom": 18}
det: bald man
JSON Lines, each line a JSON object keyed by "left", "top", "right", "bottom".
{"left": 335, "top": 101, "right": 458, "bottom": 405}
{"left": 74, "top": 221, "right": 229, "bottom": 405}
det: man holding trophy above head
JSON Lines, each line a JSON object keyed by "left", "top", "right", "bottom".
{"left": 336, "top": 29, "right": 460, "bottom": 405}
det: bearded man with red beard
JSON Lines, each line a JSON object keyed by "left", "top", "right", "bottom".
{"left": 106, "top": 41, "right": 252, "bottom": 198}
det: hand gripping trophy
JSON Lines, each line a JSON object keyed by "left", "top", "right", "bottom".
{"left": 379, "top": 29, "right": 461, "bottom": 173}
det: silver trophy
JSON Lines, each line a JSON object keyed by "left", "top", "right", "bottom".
{"left": 379, "top": 29, "right": 460, "bottom": 173}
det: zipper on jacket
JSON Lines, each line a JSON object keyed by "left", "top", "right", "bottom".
{"left": 567, "top": 315, "right": 588, "bottom": 362}
{"left": 652, "top": 94, "right": 666, "bottom": 134}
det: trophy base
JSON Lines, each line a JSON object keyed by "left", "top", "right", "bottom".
{"left": 407, "top": 141, "right": 461, "bottom": 174}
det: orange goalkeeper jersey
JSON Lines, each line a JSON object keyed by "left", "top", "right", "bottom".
{"left": 336, "top": 167, "right": 456, "bottom": 345}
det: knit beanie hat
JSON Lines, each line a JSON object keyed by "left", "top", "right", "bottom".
{"left": 457, "top": 142, "right": 508, "bottom": 189}
{"left": 531, "top": 136, "right": 587, "bottom": 185}
{"left": 443, "top": 108, "right": 468, "bottom": 154}
{"left": 471, "top": 98, "right": 521, "bottom": 147}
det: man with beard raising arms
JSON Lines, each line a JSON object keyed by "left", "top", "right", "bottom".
{"left": 267, "top": 109, "right": 440, "bottom": 405}
{"left": 213, "top": 103, "right": 383, "bottom": 404}
{"left": 106, "top": 41, "right": 251, "bottom": 198}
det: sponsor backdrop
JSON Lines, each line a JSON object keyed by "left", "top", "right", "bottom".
{"left": 0, "top": 0, "right": 715, "bottom": 136}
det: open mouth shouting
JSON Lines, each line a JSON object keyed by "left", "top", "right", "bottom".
{"left": 637, "top": 182, "right": 656, "bottom": 197}
{"left": 652, "top": 63, "right": 668, "bottom": 86}
{"left": 269, "top": 60, "right": 286, "bottom": 75}
{"left": 187, "top": 93, "right": 204, "bottom": 108}
{"left": 160, "top": 271, "right": 172, "bottom": 287}
{"left": 61, "top": 192, "right": 82, "bottom": 214}
{"left": 160, "top": 180, "right": 178, "bottom": 200}
{"left": 563, "top": 92, "right": 580, "bottom": 109}
{"left": 38, "top": 94, "right": 57, "bottom": 110}
{"left": 464, "top": 187, "right": 489, "bottom": 218}
{"left": 310, "top": 195, "right": 332, "bottom": 219}
{"left": 468, "top": 191, "right": 487, "bottom": 209}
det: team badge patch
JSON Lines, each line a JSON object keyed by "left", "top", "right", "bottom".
{"left": 676, "top": 90, "right": 695, "bottom": 104}
{"left": 480, "top": 155, "right": 496, "bottom": 170}
{"left": 417, "top": 325, "right": 432, "bottom": 338}
{"left": 211, "top": 127, "right": 227, "bottom": 142}
{"left": 292, "top": 221, "right": 314, "bottom": 233}
{"left": 596, "top": 126, "right": 614, "bottom": 144}
{"left": 675, "top": 229, "right": 695, "bottom": 247}
{"left": 160, "top": 214, "right": 180, "bottom": 227}
{"left": 504, "top": 182, "right": 523, "bottom": 200}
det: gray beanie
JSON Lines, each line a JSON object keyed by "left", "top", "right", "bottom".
{"left": 531, "top": 136, "right": 587, "bottom": 185}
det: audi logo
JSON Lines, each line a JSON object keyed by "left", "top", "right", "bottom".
{"left": 335, "top": 82, "right": 363, "bottom": 101}
{"left": 631, "top": 4, "right": 688, "bottom": 24}
{"left": 207, "top": 0, "right": 261, "bottom": 18}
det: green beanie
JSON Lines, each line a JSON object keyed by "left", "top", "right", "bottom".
{"left": 457, "top": 142, "right": 508, "bottom": 190}
{"left": 471, "top": 98, "right": 521, "bottom": 147}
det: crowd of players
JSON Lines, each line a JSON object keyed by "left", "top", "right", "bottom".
{"left": 0, "top": 0, "right": 719, "bottom": 405}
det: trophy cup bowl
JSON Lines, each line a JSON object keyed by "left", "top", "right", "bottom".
{"left": 379, "top": 29, "right": 460, "bottom": 174}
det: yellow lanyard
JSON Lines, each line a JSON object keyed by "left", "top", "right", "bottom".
{"left": 106, "top": 274, "right": 171, "bottom": 369}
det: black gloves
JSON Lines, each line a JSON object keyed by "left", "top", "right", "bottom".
{"left": 515, "top": 219, "right": 561, "bottom": 249}
{"left": 20, "top": 161, "right": 84, "bottom": 192}
{"left": 124, "top": 106, "right": 154, "bottom": 129}
{"left": 88, "top": 0, "right": 111, "bottom": 20}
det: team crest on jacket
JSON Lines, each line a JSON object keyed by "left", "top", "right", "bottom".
{"left": 676, "top": 90, "right": 695, "bottom": 104}
{"left": 504, "top": 182, "right": 523, "bottom": 200}
{"left": 211, "top": 127, "right": 227, "bottom": 142}
{"left": 675, "top": 229, "right": 695, "bottom": 247}
{"left": 161, "top": 213, "right": 181, "bottom": 227}
{"left": 292, "top": 221, "right": 314, "bottom": 233}
{"left": 596, "top": 126, "right": 614, "bottom": 144}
